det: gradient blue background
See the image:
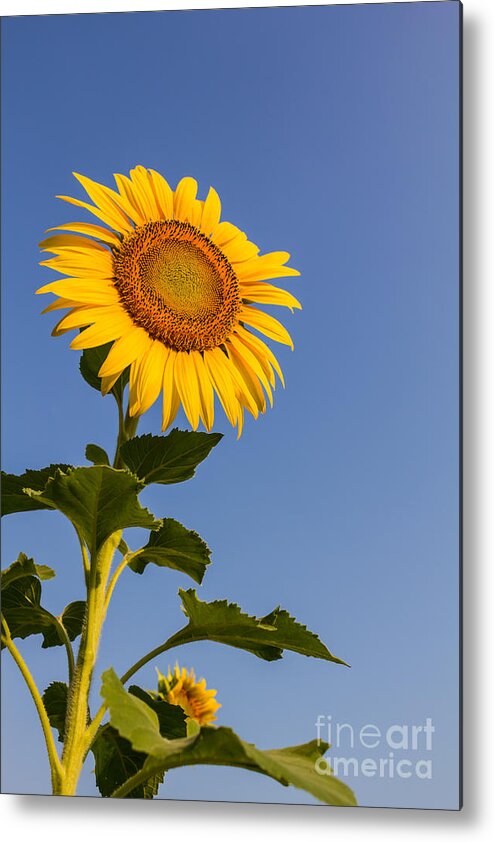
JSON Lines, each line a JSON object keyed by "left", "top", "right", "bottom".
{"left": 1, "top": 2, "right": 460, "bottom": 809}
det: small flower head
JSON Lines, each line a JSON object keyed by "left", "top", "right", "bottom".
{"left": 158, "top": 663, "right": 221, "bottom": 726}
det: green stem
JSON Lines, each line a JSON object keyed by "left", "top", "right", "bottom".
{"left": 113, "top": 403, "right": 140, "bottom": 469}
{"left": 104, "top": 553, "right": 130, "bottom": 613}
{"left": 112, "top": 394, "right": 126, "bottom": 469}
{"left": 1, "top": 618, "right": 63, "bottom": 792}
{"left": 51, "top": 616, "right": 75, "bottom": 681}
{"left": 58, "top": 531, "right": 121, "bottom": 796}
{"left": 120, "top": 640, "right": 174, "bottom": 686}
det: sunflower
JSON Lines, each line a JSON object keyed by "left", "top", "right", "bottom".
{"left": 37, "top": 167, "right": 300, "bottom": 436}
{"left": 158, "top": 664, "right": 221, "bottom": 726}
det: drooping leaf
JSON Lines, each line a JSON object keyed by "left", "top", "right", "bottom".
{"left": 128, "top": 686, "right": 187, "bottom": 740}
{"left": 42, "top": 681, "right": 68, "bottom": 742}
{"left": 80, "top": 342, "right": 129, "bottom": 403}
{"left": 92, "top": 726, "right": 164, "bottom": 799}
{"left": 161, "top": 589, "right": 348, "bottom": 665}
{"left": 40, "top": 601, "right": 86, "bottom": 649}
{"left": 26, "top": 465, "right": 161, "bottom": 555}
{"left": 128, "top": 519, "right": 211, "bottom": 584}
{"left": 1, "top": 553, "right": 55, "bottom": 589}
{"left": 101, "top": 670, "right": 356, "bottom": 806}
{"left": 86, "top": 443, "right": 110, "bottom": 466}
{"left": 1, "top": 561, "right": 60, "bottom": 649}
{"left": 92, "top": 685, "right": 186, "bottom": 799}
{"left": 1, "top": 464, "right": 72, "bottom": 516}
{"left": 120, "top": 429, "right": 222, "bottom": 486}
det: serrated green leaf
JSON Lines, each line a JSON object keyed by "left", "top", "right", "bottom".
{"left": 120, "top": 429, "right": 222, "bottom": 486}
{"left": 128, "top": 519, "right": 211, "bottom": 584}
{"left": 86, "top": 443, "right": 110, "bottom": 466}
{"left": 80, "top": 342, "right": 129, "bottom": 402}
{"left": 40, "top": 601, "right": 86, "bottom": 649}
{"left": 128, "top": 686, "right": 187, "bottom": 740}
{"left": 161, "top": 589, "right": 348, "bottom": 665}
{"left": 92, "top": 685, "right": 186, "bottom": 798}
{"left": 1, "top": 464, "right": 72, "bottom": 516}
{"left": 42, "top": 681, "right": 68, "bottom": 742}
{"left": 92, "top": 726, "right": 164, "bottom": 799}
{"left": 1, "top": 559, "right": 60, "bottom": 649}
{"left": 101, "top": 669, "right": 356, "bottom": 806}
{"left": 27, "top": 465, "right": 161, "bottom": 555}
{"left": 1, "top": 552, "right": 55, "bottom": 589}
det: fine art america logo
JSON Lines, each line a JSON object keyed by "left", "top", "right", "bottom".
{"left": 315, "top": 716, "right": 435, "bottom": 781}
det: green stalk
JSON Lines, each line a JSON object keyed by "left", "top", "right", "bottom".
{"left": 57, "top": 531, "right": 121, "bottom": 796}
{"left": 1, "top": 618, "right": 63, "bottom": 792}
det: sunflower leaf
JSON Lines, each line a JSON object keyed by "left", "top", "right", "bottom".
{"left": 80, "top": 342, "right": 129, "bottom": 402}
{"left": 1, "top": 554, "right": 63, "bottom": 649}
{"left": 127, "top": 686, "right": 187, "bottom": 740}
{"left": 86, "top": 443, "right": 110, "bottom": 466}
{"left": 101, "top": 669, "right": 356, "bottom": 806}
{"left": 92, "top": 725, "right": 164, "bottom": 799}
{"left": 1, "top": 552, "right": 55, "bottom": 589}
{"left": 128, "top": 519, "right": 211, "bottom": 584}
{"left": 1, "top": 464, "right": 72, "bottom": 516}
{"left": 91, "top": 685, "right": 186, "bottom": 798}
{"left": 161, "top": 589, "right": 348, "bottom": 665}
{"left": 40, "top": 601, "right": 86, "bottom": 649}
{"left": 119, "top": 429, "right": 223, "bottom": 486}
{"left": 42, "top": 681, "right": 68, "bottom": 742}
{"left": 25, "top": 465, "right": 161, "bottom": 556}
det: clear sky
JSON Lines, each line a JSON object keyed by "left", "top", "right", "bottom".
{"left": 1, "top": 2, "right": 460, "bottom": 809}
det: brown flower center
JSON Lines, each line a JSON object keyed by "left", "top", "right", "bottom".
{"left": 113, "top": 220, "right": 241, "bottom": 352}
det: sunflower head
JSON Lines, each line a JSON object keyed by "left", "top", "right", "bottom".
{"left": 158, "top": 664, "right": 221, "bottom": 726}
{"left": 37, "top": 167, "right": 301, "bottom": 436}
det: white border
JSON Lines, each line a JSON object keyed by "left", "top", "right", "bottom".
{"left": 2, "top": 0, "right": 494, "bottom": 839}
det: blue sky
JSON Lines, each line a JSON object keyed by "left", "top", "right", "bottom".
{"left": 1, "top": 2, "right": 460, "bottom": 809}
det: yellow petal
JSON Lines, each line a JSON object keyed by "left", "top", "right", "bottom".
{"left": 240, "top": 306, "right": 294, "bottom": 349}
{"left": 203, "top": 348, "right": 241, "bottom": 430}
{"left": 137, "top": 339, "right": 167, "bottom": 414}
{"left": 98, "top": 327, "right": 153, "bottom": 377}
{"left": 128, "top": 358, "right": 141, "bottom": 417}
{"left": 173, "top": 352, "right": 202, "bottom": 430}
{"left": 162, "top": 350, "right": 180, "bottom": 431}
{"left": 190, "top": 199, "right": 204, "bottom": 229}
{"left": 101, "top": 371, "right": 122, "bottom": 395}
{"left": 56, "top": 194, "right": 132, "bottom": 234}
{"left": 148, "top": 169, "right": 174, "bottom": 219}
{"left": 39, "top": 250, "right": 113, "bottom": 278}
{"left": 235, "top": 325, "right": 285, "bottom": 387}
{"left": 240, "top": 281, "right": 301, "bottom": 311}
{"left": 41, "top": 297, "right": 80, "bottom": 314}
{"left": 227, "top": 343, "right": 268, "bottom": 412}
{"left": 201, "top": 187, "right": 221, "bottom": 237}
{"left": 69, "top": 310, "right": 132, "bottom": 349}
{"left": 222, "top": 237, "right": 259, "bottom": 264}
{"left": 129, "top": 166, "right": 160, "bottom": 221}
{"left": 52, "top": 304, "right": 124, "bottom": 336}
{"left": 174, "top": 177, "right": 198, "bottom": 222}
{"left": 46, "top": 222, "right": 121, "bottom": 247}
{"left": 72, "top": 172, "right": 134, "bottom": 234}
{"left": 235, "top": 252, "right": 299, "bottom": 282}
{"left": 227, "top": 333, "right": 274, "bottom": 405}
{"left": 36, "top": 278, "right": 119, "bottom": 304}
{"left": 190, "top": 351, "right": 214, "bottom": 431}
{"left": 212, "top": 221, "right": 243, "bottom": 248}
{"left": 113, "top": 173, "right": 147, "bottom": 226}
{"left": 39, "top": 234, "right": 109, "bottom": 254}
